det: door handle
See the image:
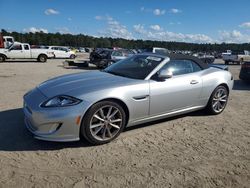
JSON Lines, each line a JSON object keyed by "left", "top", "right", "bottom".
{"left": 190, "top": 80, "right": 199, "bottom": 84}
{"left": 133, "top": 95, "right": 149, "bottom": 100}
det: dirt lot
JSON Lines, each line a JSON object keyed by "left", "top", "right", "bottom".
{"left": 0, "top": 56, "right": 249, "bottom": 188}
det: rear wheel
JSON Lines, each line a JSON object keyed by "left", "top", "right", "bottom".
{"left": 81, "top": 101, "right": 126, "bottom": 145}
{"left": 0, "top": 55, "right": 5, "bottom": 62}
{"left": 70, "top": 54, "right": 76, "bottom": 59}
{"left": 38, "top": 54, "right": 47, "bottom": 62}
{"left": 206, "top": 85, "right": 229, "bottom": 115}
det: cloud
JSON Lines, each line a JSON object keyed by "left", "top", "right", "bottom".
{"left": 98, "top": 16, "right": 133, "bottom": 39}
{"left": 239, "top": 22, "right": 250, "bottom": 28}
{"left": 44, "top": 8, "right": 59, "bottom": 15}
{"left": 133, "top": 24, "right": 213, "bottom": 43}
{"left": 150, "top": 25, "right": 161, "bottom": 31}
{"left": 23, "top": 27, "right": 48, "bottom": 33}
{"left": 133, "top": 24, "right": 146, "bottom": 34}
{"left": 153, "top": 9, "right": 166, "bottom": 16}
{"left": 219, "top": 30, "right": 250, "bottom": 43}
{"left": 170, "top": 8, "right": 182, "bottom": 14}
{"left": 169, "top": 22, "right": 182, "bottom": 25}
{"left": 95, "top": 16, "right": 103, "bottom": 20}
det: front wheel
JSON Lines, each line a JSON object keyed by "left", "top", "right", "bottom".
{"left": 70, "top": 54, "right": 76, "bottom": 59}
{"left": 206, "top": 85, "right": 229, "bottom": 115}
{"left": 38, "top": 55, "right": 47, "bottom": 62}
{"left": 0, "top": 55, "right": 5, "bottom": 62}
{"left": 81, "top": 101, "right": 126, "bottom": 145}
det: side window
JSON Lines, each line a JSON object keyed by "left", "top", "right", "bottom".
{"left": 24, "top": 45, "right": 29, "bottom": 50}
{"left": 112, "top": 51, "right": 122, "bottom": 57}
{"left": 11, "top": 44, "right": 22, "bottom": 50}
{"left": 191, "top": 60, "right": 202, "bottom": 72}
{"left": 160, "top": 60, "right": 202, "bottom": 76}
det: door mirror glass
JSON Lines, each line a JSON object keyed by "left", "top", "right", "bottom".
{"left": 158, "top": 69, "right": 173, "bottom": 79}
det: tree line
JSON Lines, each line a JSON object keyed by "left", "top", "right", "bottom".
{"left": 1, "top": 29, "right": 250, "bottom": 52}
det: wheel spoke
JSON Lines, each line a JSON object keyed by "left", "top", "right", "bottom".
{"left": 220, "top": 99, "right": 227, "bottom": 102}
{"left": 217, "top": 101, "right": 222, "bottom": 110}
{"left": 107, "top": 106, "right": 113, "bottom": 118}
{"left": 99, "top": 108, "right": 105, "bottom": 118}
{"left": 109, "top": 123, "right": 120, "bottom": 129}
{"left": 109, "top": 109, "right": 118, "bottom": 119}
{"left": 93, "top": 114, "right": 105, "bottom": 122}
{"left": 90, "top": 123, "right": 104, "bottom": 129}
{"left": 111, "top": 119, "right": 122, "bottom": 123}
{"left": 102, "top": 128, "right": 107, "bottom": 139}
{"left": 93, "top": 126, "right": 104, "bottom": 135}
{"left": 213, "top": 101, "right": 218, "bottom": 108}
{"left": 106, "top": 127, "right": 112, "bottom": 138}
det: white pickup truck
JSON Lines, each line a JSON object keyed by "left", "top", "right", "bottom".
{"left": 222, "top": 50, "right": 250, "bottom": 65}
{"left": 0, "top": 42, "right": 54, "bottom": 62}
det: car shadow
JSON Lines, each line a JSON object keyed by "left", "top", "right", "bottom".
{"left": 3, "top": 60, "right": 44, "bottom": 63}
{"left": 0, "top": 107, "right": 210, "bottom": 152}
{"left": 124, "top": 110, "right": 210, "bottom": 132}
{"left": 0, "top": 108, "right": 91, "bottom": 151}
{"left": 233, "top": 80, "right": 250, "bottom": 91}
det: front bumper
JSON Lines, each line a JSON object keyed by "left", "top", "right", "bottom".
{"left": 23, "top": 88, "right": 90, "bottom": 142}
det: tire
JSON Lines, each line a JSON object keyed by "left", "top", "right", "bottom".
{"left": 38, "top": 54, "right": 47, "bottom": 62}
{"left": 206, "top": 85, "right": 229, "bottom": 115}
{"left": 0, "top": 55, "right": 5, "bottom": 62}
{"left": 81, "top": 101, "right": 126, "bottom": 145}
{"left": 70, "top": 54, "right": 76, "bottom": 59}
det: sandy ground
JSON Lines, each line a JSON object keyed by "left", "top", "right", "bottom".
{"left": 0, "top": 55, "right": 249, "bottom": 188}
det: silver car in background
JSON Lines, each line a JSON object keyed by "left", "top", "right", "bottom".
{"left": 23, "top": 53, "right": 234, "bottom": 145}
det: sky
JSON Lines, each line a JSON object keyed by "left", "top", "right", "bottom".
{"left": 1, "top": 0, "right": 250, "bottom": 44}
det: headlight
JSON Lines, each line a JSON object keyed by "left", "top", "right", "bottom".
{"left": 41, "top": 95, "right": 82, "bottom": 108}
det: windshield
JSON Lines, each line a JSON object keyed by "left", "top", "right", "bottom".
{"left": 104, "top": 54, "right": 164, "bottom": 79}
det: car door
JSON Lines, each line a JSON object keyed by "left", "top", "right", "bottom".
{"left": 7, "top": 44, "right": 24, "bottom": 58}
{"left": 23, "top": 44, "right": 31, "bottom": 58}
{"left": 51, "top": 47, "right": 60, "bottom": 58}
{"left": 149, "top": 59, "right": 203, "bottom": 116}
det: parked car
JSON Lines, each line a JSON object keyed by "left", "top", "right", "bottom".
{"left": 0, "top": 42, "right": 54, "bottom": 62}
{"left": 193, "top": 53, "right": 215, "bottom": 64}
{"left": 110, "top": 49, "right": 135, "bottom": 62}
{"left": 48, "top": 46, "right": 76, "bottom": 59}
{"left": 143, "top": 47, "right": 170, "bottom": 55}
{"left": 23, "top": 53, "right": 233, "bottom": 145}
{"left": 90, "top": 49, "right": 134, "bottom": 68}
{"left": 239, "top": 61, "right": 250, "bottom": 81}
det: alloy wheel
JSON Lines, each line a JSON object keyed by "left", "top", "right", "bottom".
{"left": 89, "top": 105, "right": 122, "bottom": 141}
{"left": 212, "top": 88, "right": 228, "bottom": 113}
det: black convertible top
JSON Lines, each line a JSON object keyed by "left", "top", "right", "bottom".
{"left": 142, "top": 52, "right": 209, "bottom": 70}
{"left": 165, "top": 53, "right": 209, "bottom": 70}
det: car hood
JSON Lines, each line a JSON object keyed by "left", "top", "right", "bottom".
{"left": 37, "top": 71, "right": 140, "bottom": 98}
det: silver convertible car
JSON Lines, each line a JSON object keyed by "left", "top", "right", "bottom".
{"left": 23, "top": 53, "right": 234, "bottom": 144}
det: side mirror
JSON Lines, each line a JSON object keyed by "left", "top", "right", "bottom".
{"left": 158, "top": 69, "right": 173, "bottom": 79}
